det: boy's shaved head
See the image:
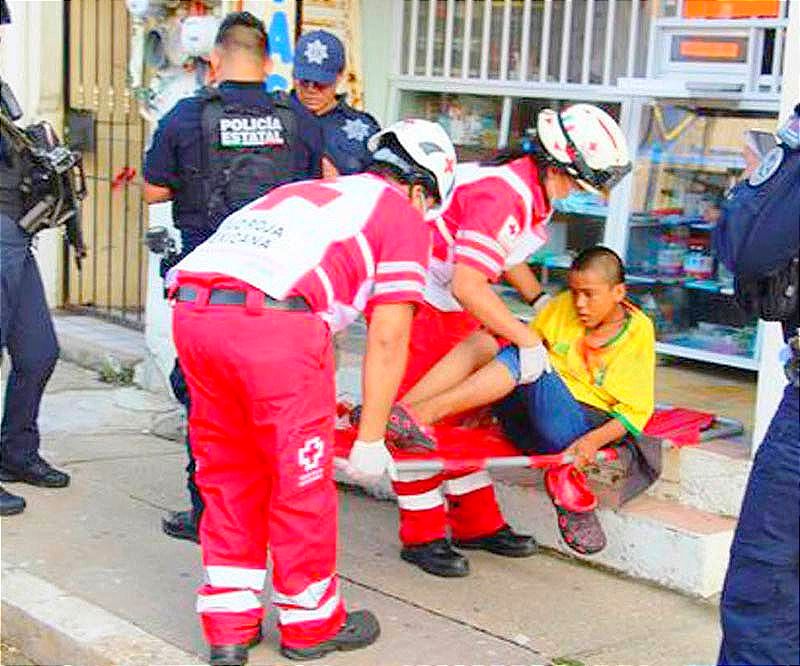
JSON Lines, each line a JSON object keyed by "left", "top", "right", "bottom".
{"left": 570, "top": 246, "right": 625, "bottom": 285}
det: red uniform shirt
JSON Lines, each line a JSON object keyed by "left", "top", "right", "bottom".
{"left": 170, "top": 174, "right": 431, "bottom": 332}
{"left": 425, "top": 157, "right": 551, "bottom": 311}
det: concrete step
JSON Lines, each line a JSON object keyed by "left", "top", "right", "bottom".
{"left": 54, "top": 313, "right": 146, "bottom": 373}
{"left": 54, "top": 312, "right": 174, "bottom": 397}
{"left": 647, "top": 438, "right": 751, "bottom": 518}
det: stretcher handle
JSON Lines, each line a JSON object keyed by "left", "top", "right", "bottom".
{"left": 391, "top": 447, "right": 619, "bottom": 475}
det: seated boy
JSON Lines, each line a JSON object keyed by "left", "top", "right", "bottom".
{"left": 402, "top": 246, "right": 656, "bottom": 554}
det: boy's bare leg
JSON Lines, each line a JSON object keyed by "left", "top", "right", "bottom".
{"left": 401, "top": 330, "right": 500, "bottom": 406}
{"left": 408, "top": 360, "right": 516, "bottom": 425}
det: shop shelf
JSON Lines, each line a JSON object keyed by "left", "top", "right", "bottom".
{"left": 628, "top": 214, "right": 716, "bottom": 231}
{"left": 683, "top": 279, "right": 735, "bottom": 296}
{"left": 655, "top": 342, "right": 759, "bottom": 371}
{"left": 636, "top": 150, "right": 746, "bottom": 171}
{"left": 626, "top": 274, "right": 735, "bottom": 296}
{"left": 626, "top": 273, "right": 683, "bottom": 285}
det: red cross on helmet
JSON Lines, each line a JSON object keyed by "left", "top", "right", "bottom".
{"left": 368, "top": 118, "right": 457, "bottom": 216}
{"left": 533, "top": 103, "right": 632, "bottom": 193}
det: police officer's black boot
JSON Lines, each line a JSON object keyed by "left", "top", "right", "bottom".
{"left": 161, "top": 509, "right": 199, "bottom": 543}
{"left": 0, "top": 458, "right": 70, "bottom": 488}
{"left": 400, "top": 538, "right": 470, "bottom": 577}
{"left": 0, "top": 485, "right": 25, "bottom": 516}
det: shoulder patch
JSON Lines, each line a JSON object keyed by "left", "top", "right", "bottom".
{"left": 341, "top": 117, "right": 372, "bottom": 142}
{"left": 749, "top": 146, "right": 784, "bottom": 187}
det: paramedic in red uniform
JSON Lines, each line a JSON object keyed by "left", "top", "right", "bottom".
{"left": 384, "top": 104, "right": 632, "bottom": 578}
{"left": 167, "top": 119, "right": 456, "bottom": 665}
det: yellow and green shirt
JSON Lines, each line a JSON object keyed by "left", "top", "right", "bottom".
{"left": 532, "top": 291, "right": 656, "bottom": 435}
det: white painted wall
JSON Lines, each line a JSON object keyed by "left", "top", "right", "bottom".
{"left": 752, "top": 0, "right": 800, "bottom": 449}
{"left": 0, "top": 0, "right": 65, "bottom": 307}
{"left": 142, "top": 203, "right": 178, "bottom": 387}
{"left": 359, "top": 0, "right": 394, "bottom": 124}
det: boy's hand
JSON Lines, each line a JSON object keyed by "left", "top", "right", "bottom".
{"left": 565, "top": 438, "right": 603, "bottom": 469}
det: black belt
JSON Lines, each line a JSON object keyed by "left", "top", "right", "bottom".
{"left": 176, "top": 286, "right": 311, "bottom": 312}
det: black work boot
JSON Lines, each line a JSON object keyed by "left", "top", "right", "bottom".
{"left": 209, "top": 627, "right": 262, "bottom": 666}
{"left": 0, "top": 458, "right": 70, "bottom": 488}
{"left": 400, "top": 538, "right": 470, "bottom": 577}
{"left": 453, "top": 525, "right": 538, "bottom": 557}
{"left": 280, "top": 610, "right": 380, "bottom": 661}
{"left": 0, "top": 485, "right": 25, "bottom": 516}
{"left": 161, "top": 509, "right": 199, "bottom": 543}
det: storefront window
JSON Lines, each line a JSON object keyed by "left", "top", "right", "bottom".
{"left": 398, "top": 91, "right": 502, "bottom": 161}
{"left": 624, "top": 103, "right": 776, "bottom": 368}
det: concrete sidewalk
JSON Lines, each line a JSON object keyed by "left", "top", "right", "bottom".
{"left": 1, "top": 360, "right": 722, "bottom": 666}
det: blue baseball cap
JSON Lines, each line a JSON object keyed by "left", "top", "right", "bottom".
{"left": 293, "top": 30, "right": 345, "bottom": 84}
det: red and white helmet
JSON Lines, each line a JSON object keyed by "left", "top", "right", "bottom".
{"left": 533, "top": 103, "right": 631, "bottom": 193}
{"left": 368, "top": 119, "right": 457, "bottom": 213}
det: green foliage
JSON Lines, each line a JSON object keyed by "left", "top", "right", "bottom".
{"left": 98, "top": 356, "right": 134, "bottom": 385}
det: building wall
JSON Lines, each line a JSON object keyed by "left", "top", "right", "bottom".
{"left": 0, "top": 0, "right": 66, "bottom": 307}
{"left": 359, "top": 0, "right": 394, "bottom": 123}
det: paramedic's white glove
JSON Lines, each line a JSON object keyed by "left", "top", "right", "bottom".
{"left": 529, "top": 292, "right": 552, "bottom": 316}
{"left": 347, "top": 439, "right": 393, "bottom": 479}
{"left": 518, "top": 344, "right": 551, "bottom": 384}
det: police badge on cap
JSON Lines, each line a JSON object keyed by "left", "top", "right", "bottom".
{"left": 293, "top": 30, "right": 345, "bottom": 84}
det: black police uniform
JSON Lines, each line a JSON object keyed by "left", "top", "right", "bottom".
{"left": 713, "top": 108, "right": 799, "bottom": 666}
{"left": 144, "top": 81, "right": 325, "bottom": 533}
{"left": 0, "top": 118, "right": 64, "bottom": 499}
{"left": 291, "top": 92, "right": 380, "bottom": 175}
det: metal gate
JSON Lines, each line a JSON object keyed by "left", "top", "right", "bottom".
{"left": 64, "top": 0, "right": 147, "bottom": 329}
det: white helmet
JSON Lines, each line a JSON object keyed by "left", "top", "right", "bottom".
{"left": 532, "top": 103, "right": 631, "bottom": 193}
{"left": 368, "top": 119, "right": 457, "bottom": 213}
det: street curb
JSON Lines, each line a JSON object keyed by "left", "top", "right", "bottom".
{"left": 1, "top": 566, "right": 201, "bottom": 666}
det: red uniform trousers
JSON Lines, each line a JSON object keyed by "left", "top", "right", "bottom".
{"left": 392, "top": 302, "right": 506, "bottom": 545}
{"left": 172, "top": 280, "right": 346, "bottom": 649}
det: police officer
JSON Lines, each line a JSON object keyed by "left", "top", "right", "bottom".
{"left": 291, "top": 30, "right": 380, "bottom": 176}
{"left": 143, "top": 11, "right": 325, "bottom": 543}
{"left": 713, "top": 104, "right": 799, "bottom": 666}
{"left": 0, "top": 0, "right": 71, "bottom": 516}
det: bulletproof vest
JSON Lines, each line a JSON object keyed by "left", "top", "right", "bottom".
{"left": 199, "top": 87, "right": 300, "bottom": 230}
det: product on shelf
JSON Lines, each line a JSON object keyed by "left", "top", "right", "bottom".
{"left": 683, "top": 239, "right": 715, "bottom": 279}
